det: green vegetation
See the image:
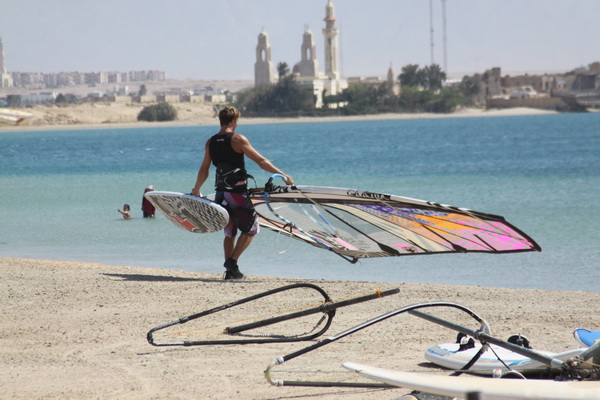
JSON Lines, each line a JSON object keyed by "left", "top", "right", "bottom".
{"left": 457, "top": 76, "right": 481, "bottom": 106}
{"left": 55, "top": 93, "right": 67, "bottom": 105}
{"left": 137, "top": 102, "right": 178, "bottom": 122}
{"left": 6, "top": 94, "right": 21, "bottom": 107}
{"left": 236, "top": 65, "right": 314, "bottom": 116}
{"left": 236, "top": 63, "right": 480, "bottom": 117}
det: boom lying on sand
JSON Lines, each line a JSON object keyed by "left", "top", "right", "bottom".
{"left": 147, "top": 283, "right": 399, "bottom": 346}
{"left": 265, "top": 302, "right": 600, "bottom": 388}
{"left": 249, "top": 175, "right": 541, "bottom": 263}
{"left": 265, "top": 301, "right": 490, "bottom": 388}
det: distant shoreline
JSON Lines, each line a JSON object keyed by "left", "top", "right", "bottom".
{"left": 0, "top": 103, "right": 564, "bottom": 132}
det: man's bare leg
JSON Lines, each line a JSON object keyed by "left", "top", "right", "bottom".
{"left": 223, "top": 236, "right": 235, "bottom": 260}
{"left": 231, "top": 234, "right": 254, "bottom": 262}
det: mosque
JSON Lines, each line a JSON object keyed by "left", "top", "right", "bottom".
{"left": 254, "top": 0, "right": 349, "bottom": 108}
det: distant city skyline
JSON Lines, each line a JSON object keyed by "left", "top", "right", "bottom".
{"left": 0, "top": 0, "right": 598, "bottom": 81}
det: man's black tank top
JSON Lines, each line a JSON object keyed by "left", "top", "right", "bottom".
{"left": 209, "top": 132, "right": 247, "bottom": 192}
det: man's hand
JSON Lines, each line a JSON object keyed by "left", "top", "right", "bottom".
{"left": 282, "top": 174, "right": 294, "bottom": 185}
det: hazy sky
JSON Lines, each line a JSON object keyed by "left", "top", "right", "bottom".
{"left": 1, "top": 0, "right": 597, "bottom": 81}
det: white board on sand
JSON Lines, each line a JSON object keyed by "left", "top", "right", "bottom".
{"left": 425, "top": 341, "right": 587, "bottom": 375}
{"left": 343, "top": 362, "right": 600, "bottom": 400}
{"left": 144, "top": 191, "right": 229, "bottom": 233}
{"left": 0, "top": 108, "right": 32, "bottom": 125}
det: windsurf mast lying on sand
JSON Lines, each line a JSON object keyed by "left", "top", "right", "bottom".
{"left": 250, "top": 176, "right": 541, "bottom": 263}
{"left": 147, "top": 283, "right": 399, "bottom": 346}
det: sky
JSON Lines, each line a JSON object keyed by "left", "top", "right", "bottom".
{"left": 0, "top": 0, "right": 598, "bottom": 81}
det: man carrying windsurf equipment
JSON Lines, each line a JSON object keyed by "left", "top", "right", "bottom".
{"left": 192, "top": 106, "right": 294, "bottom": 280}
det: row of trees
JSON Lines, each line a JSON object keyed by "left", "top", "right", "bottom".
{"left": 236, "top": 63, "right": 481, "bottom": 116}
{"left": 236, "top": 62, "right": 315, "bottom": 116}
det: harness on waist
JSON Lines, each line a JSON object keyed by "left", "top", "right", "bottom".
{"left": 215, "top": 162, "right": 252, "bottom": 193}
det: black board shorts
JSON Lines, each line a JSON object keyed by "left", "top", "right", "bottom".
{"left": 215, "top": 191, "right": 259, "bottom": 236}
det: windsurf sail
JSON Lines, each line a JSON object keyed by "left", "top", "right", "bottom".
{"left": 249, "top": 181, "right": 541, "bottom": 263}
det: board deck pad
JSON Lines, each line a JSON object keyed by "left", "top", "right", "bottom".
{"left": 145, "top": 191, "right": 229, "bottom": 233}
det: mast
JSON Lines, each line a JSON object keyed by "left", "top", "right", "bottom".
{"left": 429, "top": 0, "right": 434, "bottom": 65}
{"left": 442, "top": 0, "right": 447, "bottom": 73}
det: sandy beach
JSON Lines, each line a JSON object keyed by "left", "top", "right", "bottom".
{"left": 1, "top": 257, "right": 597, "bottom": 399}
{"left": 0, "top": 101, "right": 563, "bottom": 132}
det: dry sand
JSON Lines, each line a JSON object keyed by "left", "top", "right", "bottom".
{"left": 1, "top": 257, "right": 597, "bottom": 399}
{"left": 0, "top": 101, "right": 561, "bottom": 132}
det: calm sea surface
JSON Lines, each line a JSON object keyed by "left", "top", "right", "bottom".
{"left": 1, "top": 113, "right": 598, "bottom": 292}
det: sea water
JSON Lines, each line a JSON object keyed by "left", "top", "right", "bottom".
{"left": 1, "top": 113, "right": 598, "bottom": 292}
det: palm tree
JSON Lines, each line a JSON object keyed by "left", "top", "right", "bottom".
{"left": 277, "top": 62, "right": 290, "bottom": 81}
{"left": 423, "top": 64, "right": 446, "bottom": 90}
{"left": 399, "top": 64, "right": 423, "bottom": 88}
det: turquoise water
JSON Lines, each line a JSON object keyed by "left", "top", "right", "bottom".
{"left": 1, "top": 113, "right": 599, "bottom": 291}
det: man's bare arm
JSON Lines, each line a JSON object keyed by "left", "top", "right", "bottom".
{"left": 233, "top": 134, "right": 294, "bottom": 185}
{"left": 192, "top": 140, "right": 212, "bottom": 196}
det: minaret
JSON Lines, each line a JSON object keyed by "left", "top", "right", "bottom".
{"left": 387, "top": 63, "right": 395, "bottom": 85}
{"left": 322, "top": 0, "right": 340, "bottom": 80}
{"left": 387, "top": 63, "right": 399, "bottom": 95}
{"left": 254, "top": 30, "right": 274, "bottom": 87}
{"left": 294, "top": 27, "right": 319, "bottom": 78}
{"left": 0, "top": 37, "right": 13, "bottom": 88}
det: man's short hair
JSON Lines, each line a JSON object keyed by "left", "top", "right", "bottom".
{"left": 219, "top": 106, "right": 241, "bottom": 126}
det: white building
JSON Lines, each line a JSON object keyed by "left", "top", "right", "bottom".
{"left": 21, "top": 92, "right": 57, "bottom": 105}
{"left": 253, "top": 0, "right": 348, "bottom": 108}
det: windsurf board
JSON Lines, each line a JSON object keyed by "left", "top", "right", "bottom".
{"left": 574, "top": 329, "right": 600, "bottom": 347}
{"left": 0, "top": 108, "right": 32, "bottom": 125}
{"left": 425, "top": 340, "right": 587, "bottom": 375}
{"left": 343, "top": 362, "right": 600, "bottom": 400}
{"left": 144, "top": 191, "right": 229, "bottom": 233}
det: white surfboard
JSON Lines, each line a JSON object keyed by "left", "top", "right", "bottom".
{"left": 144, "top": 191, "right": 229, "bottom": 233}
{"left": 343, "top": 362, "right": 600, "bottom": 400}
{"left": 425, "top": 341, "right": 587, "bottom": 375}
